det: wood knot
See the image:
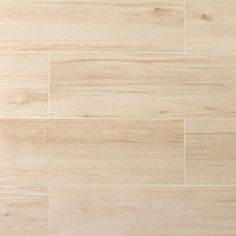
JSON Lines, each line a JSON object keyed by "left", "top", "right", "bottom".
{"left": 206, "top": 106, "right": 214, "bottom": 111}
{"left": 37, "top": 130, "right": 49, "bottom": 141}
{"left": 4, "top": 212, "right": 11, "bottom": 217}
{"left": 11, "top": 93, "right": 30, "bottom": 105}
{"left": 159, "top": 110, "right": 168, "bottom": 115}
{"left": 154, "top": 7, "right": 162, "bottom": 12}
{"left": 201, "top": 13, "right": 211, "bottom": 21}
{"left": 154, "top": 7, "right": 169, "bottom": 14}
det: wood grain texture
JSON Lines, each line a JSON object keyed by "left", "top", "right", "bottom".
{"left": 0, "top": 0, "right": 184, "bottom": 51}
{"left": 0, "top": 119, "right": 183, "bottom": 185}
{"left": 1, "top": 0, "right": 236, "bottom": 233}
{"left": 0, "top": 186, "right": 48, "bottom": 236}
{"left": 0, "top": 53, "right": 48, "bottom": 117}
{"left": 186, "top": 0, "right": 236, "bottom": 51}
{"left": 186, "top": 119, "right": 236, "bottom": 185}
{"left": 51, "top": 186, "right": 236, "bottom": 236}
{"left": 51, "top": 52, "right": 236, "bottom": 118}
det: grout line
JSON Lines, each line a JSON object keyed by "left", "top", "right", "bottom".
{"left": 0, "top": 51, "right": 236, "bottom": 54}
{"left": 0, "top": 117, "right": 185, "bottom": 120}
{"left": 184, "top": 118, "right": 186, "bottom": 185}
{"left": 0, "top": 117, "right": 183, "bottom": 121}
{"left": 48, "top": 53, "right": 51, "bottom": 118}
{"left": 48, "top": 185, "right": 51, "bottom": 236}
{"left": 184, "top": 0, "right": 186, "bottom": 52}
{"left": 0, "top": 117, "right": 236, "bottom": 120}
{"left": 0, "top": 184, "right": 236, "bottom": 187}
{"left": 0, "top": 51, "right": 49, "bottom": 54}
{"left": 0, "top": 185, "right": 50, "bottom": 187}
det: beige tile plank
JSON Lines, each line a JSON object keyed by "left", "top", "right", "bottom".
{"left": 50, "top": 52, "right": 236, "bottom": 118}
{"left": 0, "top": 186, "right": 48, "bottom": 236}
{"left": 0, "top": 119, "right": 184, "bottom": 185}
{"left": 186, "top": 119, "right": 236, "bottom": 185}
{"left": 51, "top": 186, "right": 236, "bottom": 236}
{"left": 0, "top": 0, "right": 184, "bottom": 51}
{"left": 186, "top": 0, "right": 236, "bottom": 51}
{"left": 0, "top": 53, "right": 48, "bottom": 117}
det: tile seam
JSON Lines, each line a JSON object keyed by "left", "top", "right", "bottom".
{"left": 0, "top": 118, "right": 236, "bottom": 120}
{"left": 184, "top": 118, "right": 186, "bottom": 185}
{"left": 1, "top": 51, "right": 236, "bottom": 54}
{"left": 0, "top": 185, "right": 236, "bottom": 187}
{"left": 48, "top": 53, "right": 51, "bottom": 118}
{"left": 48, "top": 185, "right": 51, "bottom": 236}
{"left": 184, "top": 0, "right": 186, "bottom": 52}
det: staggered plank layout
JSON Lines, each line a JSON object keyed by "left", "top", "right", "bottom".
{"left": 0, "top": 0, "right": 236, "bottom": 235}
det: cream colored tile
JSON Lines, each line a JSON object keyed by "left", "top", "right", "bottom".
{"left": 51, "top": 186, "right": 236, "bottom": 236}
{"left": 0, "top": 0, "right": 184, "bottom": 51}
{"left": 51, "top": 53, "right": 236, "bottom": 118}
{"left": 0, "top": 186, "right": 48, "bottom": 236}
{"left": 0, "top": 119, "right": 184, "bottom": 185}
{"left": 186, "top": 0, "right": 236, "bottom": 51}
{"left": 0, "top": 53, "right": 48, "bottom": 117}
{"left": 186, "top": 119, "right": 236, "bottom": 185}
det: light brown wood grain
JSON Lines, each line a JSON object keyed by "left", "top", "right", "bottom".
{"left": 186, "top": 119, "right": 236, "bottom": 185}
{"left": 1, "top": 0, "right": 236, "bottom": 234}
{"left": 186, "top": 0, "right": 236, "bottom": 51}
{"left": 50, "top": 52, "right": 236, "bottom": 118}
{"left": 0, "top": 186, "right": 48, "bottom": 236}
{"left": 0, "top": 119, "right": 184, "bottom": 185}
{"left": 0, "top": 0, "right": 184, "bottom": 51}
{"left": 0, "top": 53, "right": 48, "bottom": 117}
{"left": 51, "top": 186, "right": 236, "bottom": 236}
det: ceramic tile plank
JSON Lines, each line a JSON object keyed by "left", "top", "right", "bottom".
{"left": 0, "top": 119, "right": 184, "bottom": 185}
{"left": 186, "top": 119, "right": 236, "bottom": 185}
{"left": 0, "top": 186, "right": 48, "bottom": 236}
{"left": 50, "top": 53, "right": 236, "bottom": 118}
{"left": 0, "top": 53, "right": 48, "bottom": 117}
{"left": 51, "top": 186, "right": 236, "bottom": 236}
{"left": 186, "top": 0, "right": 236, "bottom": 51}
{"left": 0, "top": 0, "right": 184, "bottom": 51}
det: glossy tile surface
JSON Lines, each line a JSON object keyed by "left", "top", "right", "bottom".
{"left": 0, "top": 186, "right": 48, "bottom": 236}
{"left": 186, "top": 119, "right": 236, "bottom": 185}
{"left": 51, "top": 53, "right": 236, "bottom": 118}
{"left": 0, "top": 53, "right": 48, "bottom": 117}
{"left": 0, "top": 119, "right": 184, "bottom": 185}
{"left": 0, "top": 0, "right": 184, "bottom": 51}
{"left": 51, "top": 186, "right": 236, "bottom": 236}
{"left": 186, "top": 0, "right": 236, "bottom": 51}
{"left": 0, "top": 0, "right": 236, "bottom": 235}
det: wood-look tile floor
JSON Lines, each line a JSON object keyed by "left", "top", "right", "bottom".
{"left": 0, "top": 0, "right": 236, "bottom": 235}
